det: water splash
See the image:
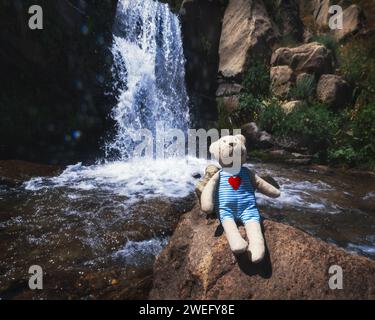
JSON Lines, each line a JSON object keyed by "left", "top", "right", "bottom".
{"left": 106, "top": 0, "right": 190, "bottom": 160}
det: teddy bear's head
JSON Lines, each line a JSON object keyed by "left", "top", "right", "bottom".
{"left": 209, "top": 134, "right": 247, "bottom": 173}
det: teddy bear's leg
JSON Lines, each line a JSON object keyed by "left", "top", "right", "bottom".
{"left": 245, "top": 221, "right": 265, "bottom": 263}
{"left": 222, "top": 219, "right": 248, "bottom": 254}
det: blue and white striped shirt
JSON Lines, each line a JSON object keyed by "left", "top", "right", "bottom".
{"left": 215, "top": 166, "right": 261, "bottom": 223}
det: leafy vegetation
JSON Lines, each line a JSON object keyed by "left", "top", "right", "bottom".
{"left": 338, "top": 36, "right": 375, "bottom": 105}
{"left": 288, "top": 76, "right": 316, "bottom": 101}
{"left": 312, "top": 34, "right": 339, "bottom": 58}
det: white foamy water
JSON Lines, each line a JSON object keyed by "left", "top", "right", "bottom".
{"left": 107, "top": 0, "right": 189, "bottom": 160}
{"left": 113, "top": 237, "right": 169, "bottom": 267}
{"left": 25, "top": 157, "right": 208, "bottom": 203}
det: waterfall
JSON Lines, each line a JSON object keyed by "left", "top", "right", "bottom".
{"left": 106, "top": 0, "right": 190, "bottom": 160}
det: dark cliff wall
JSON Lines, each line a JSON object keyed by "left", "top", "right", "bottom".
{"left": 178, "top": 0, "right": 228, "bottom": 128}
{"left": 0, "top": 0, "right": 118, "bottom": 164}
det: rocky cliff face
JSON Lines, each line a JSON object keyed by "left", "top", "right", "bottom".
{"left": 150, "top": 205, "right": 375, "bottom": 299}
{"left": 178, "top": 0, "right": 228, "bottom": 127}
{"left": 0, "top": 0, "right": 117, "bottom": 164}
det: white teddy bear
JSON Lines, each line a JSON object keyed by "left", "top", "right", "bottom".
{"left": 200, "top": 134, "right": 281, "bottom": 263}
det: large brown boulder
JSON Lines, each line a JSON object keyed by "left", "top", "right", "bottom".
{"left": 270, "top": 65, "right": 295, "bottom": 98}
{"left": 317, "top": 74, "right": 352, "bottom": 108}
{"left": 150, "top": 205, "right": 375, "bottom": 299}
{"left": 218, "top": 0, "right": 276, "bottom": 80}
{"left": 271, "top": 42, "right": 334, "bottom": 77}
{"left": 334, "top": 5, "right": 366, "bottom": 41}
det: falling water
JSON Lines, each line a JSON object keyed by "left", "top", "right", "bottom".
{"left": 106, "top": 0, "right": 190, "bottom": 160}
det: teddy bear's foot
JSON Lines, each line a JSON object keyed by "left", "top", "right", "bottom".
{"left": 245, "top": 221, "right": 265, "bottom": 263}
{"left": 222, "top": 219, "right": 248, "bottom": 254}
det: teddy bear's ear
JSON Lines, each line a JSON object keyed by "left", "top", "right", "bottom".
{"left": 235, "top": 134, "right": 246, "bottom": 145}
{"left": 209, "top": 140, "right": 220, "bottom": 160}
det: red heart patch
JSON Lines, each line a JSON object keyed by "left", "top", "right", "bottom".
{"left": 228, "top": 176, "right": 241, "bottom": 190}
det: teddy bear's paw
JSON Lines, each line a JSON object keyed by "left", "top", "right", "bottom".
{"left": 228, "top": 237, "right": 248, "bottom": 255}
{"left": 247, "top": 242, "right": 265, "bottom": 263}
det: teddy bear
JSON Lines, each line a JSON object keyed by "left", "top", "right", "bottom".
{"left": 199, "top": 134, "right": 281, "bottom": 263}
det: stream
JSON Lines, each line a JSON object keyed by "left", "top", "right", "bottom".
{"left": 0, "top": 159, "right": 374, "bottom": 299}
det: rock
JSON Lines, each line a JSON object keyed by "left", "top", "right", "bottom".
{"left": 276, "top": 0, "right": 304, "bottom": 42}
{"left": 221, "top": 95, "right": 240, "bottom": 113}
{"left": 316, "top": 74, "right": 352, "bottom": 108}
{"left": 258, "top": 131, "right": 274, "bottom": 149}
{"left": 218, "top": 0, "right": 276, "bottom": 80}
{"left": 0, "top": 160, "right": 62, "bottom": 187}
{"left": 180, "top": 0, "right": 228, "bottom": 126}
{"left": 241, "top": 122, "right": 260, "bottom": 143}
{"left": 271, "top": 42, "right": 334, "bottom": 77}
{"left": 0, "top": 1, "right": 118, "bottom": 164}
{"left": 281, "top": 100, "right": 303, "bottom": 114}
{"left": 334, "top": 5, "right": 366, "bottom": 41}
{"left": 303, "top": 28, "right": 314, "bottom": 43}
{"left": 216, "top": 83, "right": 243, "bottom": 97}
{"left": 150, "top": 205, "right": 375, "bottom": 299}
{"left": 313, "top": 0, "right": 332, "bottom": 30}
{"left": 270, "top": 66, "right": 295, "bottom": 98}
{"left": 241, "top": 123, "right": 274, "bottom": 149}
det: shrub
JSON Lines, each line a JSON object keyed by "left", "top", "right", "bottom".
{"left": 284, "top": 103, "right": 339, "bottom": 147}
{"left": 338, "top": 36, "right": 375, "bottom": 105}
{"left": 289, "top": 76, "right": 316, "bottom": 101}
{"left": 312, "top": 34, "right": 339, "bottom": 58}
{"left": 232, "top": 93, "right": 264, "bottom": 125}
{"left": 242, "top": 60, "right": 270, "bottom": 98}
{"left": 258, "top": 99, "right": 286, "bottom": 134}
{"left": 217, "top": 98, "right": 234, "bottom": 130}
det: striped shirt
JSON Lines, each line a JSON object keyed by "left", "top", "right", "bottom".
{"left": 215, "top": 166, "right": 261, "bottom": 223}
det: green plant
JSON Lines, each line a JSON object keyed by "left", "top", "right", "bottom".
{"left": 242, "top": 60, "right": 270, "bottom": 98}
{"left": 312, "top": 34, "right": 339, "bottom": 58}
{"left": 217, "top": 98, "right": 234, "bottom": 130}
{"left": 338, "top": 37, "right": 375, "bottom": 105}
{"left": 289, "top": 76, "right": 316, "bottom": 101}
{"left": 258, "top": 99, "right": 286, "bottom": 134}
{"left": 232, "top": 93, "right": 264, "bottom": 126}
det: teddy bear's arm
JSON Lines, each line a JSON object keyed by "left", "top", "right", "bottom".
{"left": 200, "top": 171, "right": 220, "bottom": 213}
{"left": 254, "top": 174, "right": 281, "bottom": 198}
{"left": 246, "top": 168, "right": 281, "bottom": 198}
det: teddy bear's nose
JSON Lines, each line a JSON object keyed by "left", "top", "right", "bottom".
{"left": 229, "top": 142, "right": 236, "bottom": 148}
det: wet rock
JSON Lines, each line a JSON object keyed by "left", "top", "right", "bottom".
{"left": 317, "top": 74, "right": 352, "bottom": 108}
{"left": 241, "top": 122, "right": 274, "bottom": 149}
{"left": 281, "top": 100, "right": 303, "bottom": 114}
{"left": 270, "top": 66, "right": 295, "bottom": 98}
{"left": 271, "top": 42, "right": 334, "bottom": 77}
{"left": 218, "top": 0, "right": 276, "bottom": 80}
{"left": 0, "top": 160, "right": 62, "bottom": 187}
{"left": 150, "top": 205, "right": 375, "bottom": 299}
{"left": 334, "top": 5, "right": 366, "bottom": 41}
